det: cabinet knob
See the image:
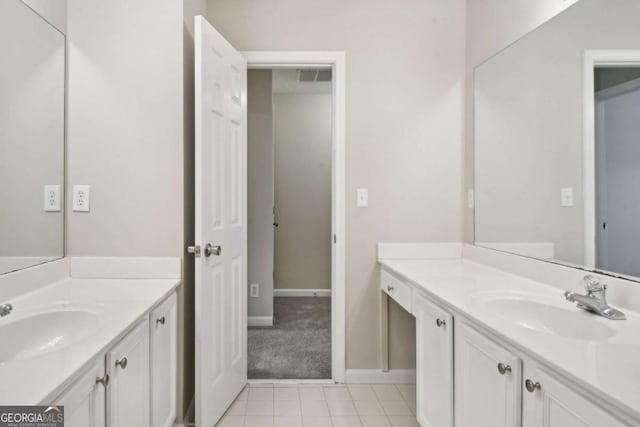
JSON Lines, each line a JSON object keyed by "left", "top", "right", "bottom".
{"left": 115, "top": 357, "right": 128, "bottom": 369}
{"left": 156, "top": 316, "right": 166, "bottom": 325}
{"left": 436, "top": 318, "right": 446, "bottom": 327}
{"left": 497, "top": 362, "right": 512, "bottom": 375}
{"left": 387, "top": 285, "right": 394, "bottom": 292}
{"left": 95, "top": 374, "right": 109, "bottom": 387}
{"left": 525, "top": 379, "right": 541, "bottom": 392}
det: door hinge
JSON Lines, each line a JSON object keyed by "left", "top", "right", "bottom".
{"left": 333, "top": 234, "right": 337, "bottom": 244}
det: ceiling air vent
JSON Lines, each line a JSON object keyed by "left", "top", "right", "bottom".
{"left": 298, "top": 69, "right": 332, "bottom": 83}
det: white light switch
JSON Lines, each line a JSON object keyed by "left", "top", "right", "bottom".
{"left": 72, "top": 185, "right": 91, "bottom": 212}
{"left": 356, "top": 188, "right": 369, "bottom": 207}
{"left": 561, "top": 187, "right": 574, "bottom": 207}
{"left": 467, "top": 189, "right": 475, "bottom": 209}
{"left": 44, "top": 185, "right": 61, "bottom": 212}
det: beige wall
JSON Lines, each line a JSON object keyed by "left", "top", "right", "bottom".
{"left": 464, "top": 0, "right": 580, "bottom": 243}
{"left": 66, "top": 0, "right": 205, "bottom": 419}
{"left": 207, "top": 0, "right": 466, "bottom": 370}
{"left": 274, "top": 93, "right": 332, "bottom": 291}
{"left": 248, "top": 70, "right": 275, "bottom": 318}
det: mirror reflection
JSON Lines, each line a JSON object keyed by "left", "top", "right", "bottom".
{"left": 474, "top": 0, "right": 640, "bottom": 280}
{"left": 0, "top": 0, "right": 65, "bottom": 275}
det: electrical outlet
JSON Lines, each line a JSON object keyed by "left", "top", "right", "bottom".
{"left": 44, "top": 185, "right": 61, "bottom": 212}
{"left": 249, "top": 283, "right": 259, "bottom": 298}
{"left": 561, "top": 187, "right": 574, "bottom": 207}
{"left": 72, "top": 185, "right": 91, "bottom": 212}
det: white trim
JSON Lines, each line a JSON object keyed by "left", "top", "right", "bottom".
{"left": 248, "top": 379, "right": 336, "bottom": 385}
{"left": 583, "top": 50, "right": 640, "bottom": 270}
{"left": 596, "top": 76, "right": 640, "bottom": 101}
{"left": 344, "top": 369, "right": 416, "bottom": 384}
{"left": 69, "top": 256, "right": 182, "bottom": 279}
{"left": 243, "top": 51, "right": 347, "bottom": 384}
{"left": 248, "top": 316, "right": 274, "bottom": 327}
{"left": 273, "top": 289, "right": 331, "bottom": 297}
{"left": 377, "top": 242, "right": 463, "bottom": 260}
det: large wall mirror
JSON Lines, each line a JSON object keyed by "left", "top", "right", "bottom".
{"left": 475, "top": 0, "right": 640, "bottom": 281}
{"left": 0, "top": 0, "right": 66, "bottom": 275}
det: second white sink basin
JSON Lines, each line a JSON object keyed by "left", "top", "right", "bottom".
{"left": 469, "top": 291, "right": 617, "bottom": 341}
{"left": 0, "top": 307, "right": 101, "bottom": 364}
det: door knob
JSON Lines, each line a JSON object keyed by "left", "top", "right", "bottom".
{"left": 115, "top": 357, "right": 128, "bottom": 369}
{"left": 205, "top": 243, "right": 222, "bottom": 257}
{"left": 525, "top": 379, "right": 541, "bottom": 392}
{"left": 187, "top": 245, "right": 201, "bottom": 257}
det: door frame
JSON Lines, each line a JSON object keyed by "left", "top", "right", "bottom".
{"left": 582, "top": 50, "right": 640, "bottom": 269}
{"left": 242, "top": 51, "right": 347, "bottom": 383}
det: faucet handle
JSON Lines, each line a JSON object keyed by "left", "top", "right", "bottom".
{"left": 583, "top": 275, "right": 604, "bottom": 293}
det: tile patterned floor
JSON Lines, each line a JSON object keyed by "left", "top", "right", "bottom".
{"left": 215, "top": 383, "right": 419, "bottom": 427}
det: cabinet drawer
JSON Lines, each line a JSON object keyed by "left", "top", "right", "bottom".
{"left": 381, "top": 268, "right": 412, "bottom": 313}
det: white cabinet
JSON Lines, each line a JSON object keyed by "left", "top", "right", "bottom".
{"left": 415, "top": 293, "right": 453, "bottom": 427}
{"left": 150, "top": 292, "right": 177, "bottom": 427}
{"left": 55, "top": 359, "right": 106, "bottom": 427}
{"left": 522, "top": 366, "right": 628, "bottom": 427}
{"left": 106, "top": 319, "right": 150, "bottom": 427}
{"left": 455, "top": 322, "right": 522, "bottom": 427}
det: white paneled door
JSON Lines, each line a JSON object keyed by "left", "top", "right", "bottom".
{"left": 194, "top": 15, "right": 247, "bottom": 427}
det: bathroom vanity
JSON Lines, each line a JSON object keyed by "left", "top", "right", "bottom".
{"left": 0, "top": 258, "right": 180, "bottom": 427}
{"left": 379, "top": 243, "right": 640, "bottom": 427}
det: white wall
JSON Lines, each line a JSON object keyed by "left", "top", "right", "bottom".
{"left": 0, "top": 0, "right": 65, "bottom": 266}
{"left": 207, "top": 0, "right": 466, "bottom": 369}
{"left": 248, "top": 70, "right": 274, "bottom": 320}
{"left": 464, "top": 0, "right": 580, "bottom": 242}
{"left": 22, "top": 0, "right": 67, "bottom": 33}
{"left": 273, "top": 93, "right": 332, "bottom": 291}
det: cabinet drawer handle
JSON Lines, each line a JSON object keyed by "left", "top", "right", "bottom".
{"left": 436, "top": 318, "right": 446, "bottom": 327}
{"left": 156, "top": 316, "right": 166, "bottom": 325}
{"left": 95, "top": 374, "right": 109, "bottom": 387}
{"left": 497, "top": 363, "right": 512, "bottom": 375}
{"left": 525, "top": 379, "right": 541, "bottom": 392}
{"left": 115, "top": 357, "right": 128, "bottom": 369}
{"left": 387, "top": 285, "right": 394, "bottom": 292}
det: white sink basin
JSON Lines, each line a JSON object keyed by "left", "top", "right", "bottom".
{"left": 469, "top": 292, "right": 617, "bottom": 341}
{"left": 0, "top": 308, "right": 101, "bottom": 363}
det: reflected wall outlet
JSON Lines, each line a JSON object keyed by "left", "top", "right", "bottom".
{"left": 72, "top": 185, "right": 91, "bottom": 212}
{"left": 249, "top": 283, "right": 259, "bottom": 298}
{"left": 44, "top": 185, "right": 61, "bottom": 212}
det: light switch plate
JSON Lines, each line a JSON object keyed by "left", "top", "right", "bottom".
{"left": 356, "top": 188, "right": 369, "bottom": 207}
{"left": 561, "top": 187, "right": 574, "bottom": 207}
{"left": 72, "top": 185, "right": 91, "bottom": 212}
{"left": 44, "top": 185, "right": 61, "bottom": 212}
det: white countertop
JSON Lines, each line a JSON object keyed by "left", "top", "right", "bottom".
{"left": 379, "top": 258, "right": 640, "bottom": 421}
{"left": 0, "top": 276, "right": 179, "bottom": 404}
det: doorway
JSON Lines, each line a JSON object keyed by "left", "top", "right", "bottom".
{"left": 247, "top": 68, "right": 333, "bottom": 379}
{"left": 583, "top": 50, "right": 640, "bottom": 277}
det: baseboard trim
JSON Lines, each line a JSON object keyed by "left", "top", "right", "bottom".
{"left": 344, "top": 369, "right": 416, "bottom": 384}
{"left": 248, "top": 316, "right": 274, "bottom": 327}
{"left": 274, "top": 289, "right": 332, "bottom": 297}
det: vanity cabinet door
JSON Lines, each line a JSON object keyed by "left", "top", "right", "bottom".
{"left": 107, "top": 320, "right": 150, "bottom": 427}
{"left": 522, "top": 367, "right": 628, "bottom": 427}
{"left": 415, "top": 293, "right": 453, "bottom": 427}
{"left": 454, "top": 322, "right": 522, "bottom": 427}
{"left": 150, "top": 292, "right": 177, "bottom": 427}
{"left": 55, "top": 359, "right": 106, "bottom": 427}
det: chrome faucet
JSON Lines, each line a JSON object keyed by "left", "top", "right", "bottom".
{"left": 564, "top": 276, "right": 626, "bottom": 320}
{"left": 0, "top": 303, "right": 12, "bottom": 317}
